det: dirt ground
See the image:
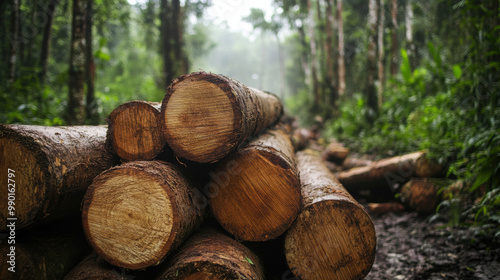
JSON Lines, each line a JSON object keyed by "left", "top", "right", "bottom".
{"left": 365, "top": 211, "right": 500, "bottom": 280}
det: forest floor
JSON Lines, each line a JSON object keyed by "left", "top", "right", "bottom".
{"left": 365, "top": 210, "right": 500, "bottom": 280}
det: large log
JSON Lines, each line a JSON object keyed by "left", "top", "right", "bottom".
{"left": 0, "top": 125, "right": 118, "bottom": 230}
{"left": 285, "top": 150, "right": 376, "bottom": 280}
{"left": 399, "top": 178, "right": 443, "bottom": 216}
{"left": 82, "top": 160, "right": 207, "bottom": 270}
{"left": 337, "top": 151, "right": 443, "bottom": 192}
{"left": 154, "top": 227, "right": 265, "bottom": 279}
{"left": 64, "top": 252, "right": 136, "bottom": 280}
{"left": 161, "top": 71, "right": 283, "bottom": 163}
{"left": 106, "top": 101, "right": 166, "bottom": 161}
{"left": 209, "top": 129, "right": 301, "bottom": 241}
{"left": 0, "top": 219, "right": 90, "bottom": 280}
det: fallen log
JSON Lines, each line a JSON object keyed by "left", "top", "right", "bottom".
{"left": 210, "top": 129, "right": 301, "bottom": 241}
{"left": 0, "top": 125, "right": 118, "bottom": 231}
{"left": 161, "top": 71, "right": 283, "bottom": 163}
{"left": 82, "top": 160, "right": 207, "bottom": 270}
{"left": 322, "top": 141, "right": 349, "bottom": 164}
{"left": 0, "top": 219, "right": 90, "bottom": 280}
{"left": 154, "top": 227, "right": 265, "bottom": 279}
{"left": 367, "top": 202, "right": 405, "bottom": 216}
{"left": 285, "top": 150, "right": 376, "bottom": 280}
{"left": 337, "top": 151, "right": 443, "bottom": 192}
{"left": 63, "top": 252, "right": 140, "bottom": 280}
{"left": 107, "top": 101, "right": 166, "bottom": 161}
{"left": 399, "top": 178, "right": 443, "bottom": 216}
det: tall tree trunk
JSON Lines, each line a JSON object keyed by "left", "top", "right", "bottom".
{"left": 85, "top": 0, "right": 99, "bottom": 125}
{"left": 377, "top": 0, "right": 385, "bottom": 107}
{"left": 297, "top": 24, "right": 311, "bottom": 88}
{"left": 39, "top": 0, "right": 59, "bottom": 84}
{"left": 275, "top": 32, "right": 285, "bottom": 99}
{"left": 366, "top": 0, "right": 379, "bottom": 122}
{"left": 160, "top": 0, "right": 173, "bottom": 87}
{"left": 325, "top": 0, "right": 337, "bottom": 111}
{"left": 337, "top": 0, "right": 346, "bottom": 97}
{"left": 7, "top": 0, "right": 20, "bottom": 85}
{"left": 171, "top": 0, "right": 187, "bottom": 74}
{"left": 66, "top": 0, "right": 87, "bottom": 125}
{"left": 390, "top": 0, "right": 398, "bottom": 76}
{"left": 307, "top": 0, "right": 320, "bottom": 111}
{"left": 405, "top": 0, "right": 415, "bottom": 59}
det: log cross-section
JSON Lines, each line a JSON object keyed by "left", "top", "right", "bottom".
{"left": 285, "top": 150, "right": 377, "bottom": 280}
{"left": 82, "top": 160, "right": 207, "bottom": 269}
{"left": 161, "top": 71, "right": 283, "bottom": 163}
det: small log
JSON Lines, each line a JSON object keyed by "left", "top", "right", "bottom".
{"left": 209, "top": 129, "right": 301, "bottom": 241}
{"left": 0, "top": 219, "right": 90, "bottom": 280}
{"left": 82, "top": 161, "right": 207, "bottom": 270}
{"left": 154, "top": 227, "right": 265, "bottom": 279}
{"left": 342, "top": 157, "right": 373, "bottom": 170}
{"left": 161, "top": 71, "right": 283, "bottom": 163}
{"left": 0, "top": 125, "right": 118, "bottom": 230}
{"left": 367, "top": 202, "right": 405, "bottom": 216}
{"left": 322, "top": 141, "right": 349, "bottom": 164}
{"left": 285, "top": 150, "right": 376, "bottom": 280}
{"left": 107, "top": 101, "right": 166, "bottom": 161}
{"left": 337, "top": 151, "right": 443, "bottom": 192}
{"left": 292, "top": 127, "right": 317, "bottom": 151}
{"left": 63, "top": 252, "right": 143, "bottom": 280}
{"left": 399, "top": 178, "right": 442, "bottom": 216}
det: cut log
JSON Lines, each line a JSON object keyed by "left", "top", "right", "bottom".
{"left": 107, "top": 100, "right": 166, "bottom": 161}
{"left": 367, "top": 202, "right": 405, "bottom": 216}
{"left": 64, "top": 252, "right": 131, "bottom": 280}
{"left": 322, "top": 141, "right": 349, "bottom": 164}
{"left": 82, "top": 160, "right": 207, "bottom": 270}
{"left": 342, "top": 157, "right": 373, "bottom": 170}
{"left": 292, "top": 127, "right": 317, "bottom": 151}
{"left": 0, "top": 219, "right": 90, "bottom": 280}
{"left": 337, "top": 151, "right": 443, "bottom": 192}
{"left": 285, "top": 150, "right": 376, "bottom": 280}
{"left": 0, "top": 125, "right": 118, "bottom": 230}
{"left": 399, "top": 178, "right": 443, "bottom": 216}
{"left": 154, "top": 227, "right": 265, "bottom": 279}
{"left": 209, "top": 129, "right": 301, "bottom": 241}
{"left": 161, "top": 71, "right": 283, "bottom": 163}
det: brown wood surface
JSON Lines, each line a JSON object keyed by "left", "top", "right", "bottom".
{"left": 285, "top": 150, "right": 376, "bottom": 280}
{"left": 399, "top": 178, "right": 441, "bottom": 216}
{"left": 0, "top": 124, "right": 118, "bottom": 230}
{"left": 155, "top": 227, "right": 265, "bottom": 280}
{"left": 209, "top": 129, "right": 301, "bottom": 241}
{"left": 82, "top": 160, "right": 207, "bottom": 270}
{"left": 64, "top": 252, "right": 127, "bottom": 280}
{"left": 337, "top": 151, "right": 442, "bottom": 192}
{"left": 107, "top": 100, "right": 166, "bottom": 161}
{"left": 161, "top": 71, "right": 283, "bottom": 163}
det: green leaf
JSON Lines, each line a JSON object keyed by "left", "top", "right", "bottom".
{"left": 244, "top": 256, "right": 255, "bottom": 265}
{"left": 470, "top": 170, "right": 492, "bottom": 192}
{"left": 400, "top": 49, "right": 412, "bottom": 83}
{"left": 452, "top": 64, "right": 462, "bottom": 80}
{"left": 95, "top": 49, "right": 111, "bottom": 61}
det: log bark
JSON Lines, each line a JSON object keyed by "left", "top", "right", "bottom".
{"left": 0, "top": 220, "right": 90, "bottom": 280}
{"left": 209, "top": 129, "right": 301, "bottom": 242}
{"left": 107, "top": 101, "right": 166, "bottom": 161}
{"left": 154, "top": 227, "right": 265, "bottom": 279}
{"left": 322, "top": 141, "right": 349, "bottom": 164}
{"left": 64, "top": 252, "right": 130, "bottom": 280}
{"left": 399, "top": 178, "right": 442, "bottom": 216}
{"left": 337, "top": 151, "right": 443, "bottom": 192}
{"left": 161, "top": 71, "right": 283, "bottom": 163}
{"left": 82, "top": 160, "right": 207, "bottom": 269}
{"left": 285, "top": 150, "right": 376, "bottom": 280}
{"left": 0, "top": 125, "right": 118, "bottom": 231}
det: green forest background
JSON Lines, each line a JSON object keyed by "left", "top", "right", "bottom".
{"left": 0, "top": 0, "right": 499, "bottom": 229}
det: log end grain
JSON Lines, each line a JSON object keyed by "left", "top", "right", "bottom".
{"left": 107, "top": 101, "right": 166, "bottom": 161}
{"left": 285, "top": 198, "right": 376, "bottom": 280}
{"left": 210, "top": 148, "right": 301, "bottom": 242}
{"left": 82, "top": 161, "right": 206, "bottom": 269}
{"left": 161, "top": 73, "right": 242, "bottom": 163}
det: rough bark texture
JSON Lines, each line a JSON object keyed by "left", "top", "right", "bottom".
{"left": 66, "top": 0, "right": 87, "bottom": 125}
{"left": 0, "top": 124, "right": 118, "bottom": 231}
{"left": 155, "top": 227, "right": 265, "bottom": 279}
{"left": 82, "top": 160, "right": 207, "bottom": 269}
{"left": 64, "top": 252, "right": 127, "bottom": 280}
{"left": 107, "top": 101, "right": 166, "bottom": 161}
{"left": 0, "top": 220, "right": 90, "bottom": 280}
{"left": 399, "top": 178, "right": 441, "bottom": 216}
{"left": 337, "top": 151, "right": 443, "bottom": 192}
{"left": 209, "top": 129, "right": 301, "bottom": 242}
{"left": 161, "top": 71, "right": 283, "bottom": 163}
{"left": 285, "top": 150, "right": 376, "bottom": 280}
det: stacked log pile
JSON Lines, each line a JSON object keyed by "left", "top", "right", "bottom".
{"left": 1, "top": 72, "right": 377, "bottom": 279}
